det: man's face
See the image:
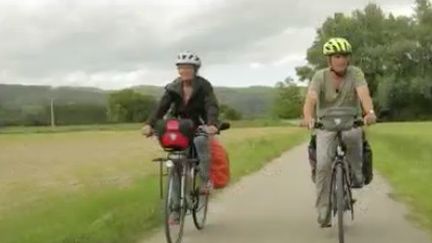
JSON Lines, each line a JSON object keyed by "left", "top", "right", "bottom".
{"left": 177, "top": 64, "right": 196, "bottom": 81}
{"left": 329, "top": 54, "right": 350, "bottom": 73}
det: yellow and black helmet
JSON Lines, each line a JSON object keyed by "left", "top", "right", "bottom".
{"left": 323, "top": 37, "right": 352, "bottom": 56}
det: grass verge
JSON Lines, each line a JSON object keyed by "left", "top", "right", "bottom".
{"left": 369, "top": 122, "right": 432, "bottom": 233}
{"left": 0, "top": 119, "right": 299, "bottom": 134}
{"left": 0, "top": 127, "right": 307, "bottom": 243}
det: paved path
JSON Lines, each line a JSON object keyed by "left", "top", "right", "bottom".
{"left": 142, "top": 144, "right": 431, "bottom": 243}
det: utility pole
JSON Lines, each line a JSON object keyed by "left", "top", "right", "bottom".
{"left": 50, "top": 97, "right": 56, "bottom": 128}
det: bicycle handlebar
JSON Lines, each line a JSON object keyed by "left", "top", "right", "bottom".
{"left": 313, "top": 119, "right": 364, "bottom": 130}
{"left": 148, "top": 121, "right": 231, "bottom": 138}
{"left": 195, "top": 122, "right": 230, "bottom": 136}
{"left": 219, "top": 122, "right": 230, "bottom": 131}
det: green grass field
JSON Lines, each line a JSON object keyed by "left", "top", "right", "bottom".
{"left": 0, "top": 119, "right": 296, "bottom": 135}
{"left": 0, "top": 123, "right": 143, "bottom": 134}
{"left": 2, "top": 121, "right": 431, "bottom": 242}
{"left": 369, "top": 122, "right": 432, "bottom": 232}
{"left": 0, "top": 126, "right": 307, "bottom": 243}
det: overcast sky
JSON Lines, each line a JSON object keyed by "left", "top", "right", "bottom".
{"left": 0, "top": 0, "right": 414, "bottom": 89}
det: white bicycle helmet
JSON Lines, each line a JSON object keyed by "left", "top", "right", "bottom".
{"left": 176, "top": 51, "right": 201, "bottom": 68}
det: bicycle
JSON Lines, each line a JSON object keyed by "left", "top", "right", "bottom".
{"left": 152, "top": 121, "right": 230, "bottom": 243}
{"left": 314, "top": 116, "right": 364, "bottom": 243}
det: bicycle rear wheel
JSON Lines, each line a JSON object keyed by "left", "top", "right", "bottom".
{"left": 192, "top": 167, "right": 209, "bottom": 230}
{"left": 164, "top": 168, "right": 186, "bottom": 243}
{"left": 336, "top": 164, "right": 345, "bottom": 243}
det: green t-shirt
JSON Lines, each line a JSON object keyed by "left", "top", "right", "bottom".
{"left": 309, "top": 66, "right": 367, "bottom": 118}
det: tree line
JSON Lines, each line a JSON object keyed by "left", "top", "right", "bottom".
{"left": 0, "top": 89, "right": 243, "bottom": 126}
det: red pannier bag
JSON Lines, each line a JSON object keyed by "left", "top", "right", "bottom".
{"left": 156, "top": 119, "right": 194, "bottom": 151}
{"left": 210, "top": 138, "right": 230, "bottom": 189}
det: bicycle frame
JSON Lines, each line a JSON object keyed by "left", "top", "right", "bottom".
{"left": 153, "top": 123, "right": 230, "bottom": 199}
{"left": 334, "top": 132, "right": 352, "bottom": 186}
{"left": 328, "top": 131, "right": 354, "bottom": 217}
{"left": 154, "top": 142, "right": 199, "bottom": 201}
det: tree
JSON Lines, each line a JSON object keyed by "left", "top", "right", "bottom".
{"left": 295, "top": 66, "right": 314, "bottom": 82}
{"left": 220, "top": 104, "right": 243, "bottom": 121}
{"left": 273, "top": 77, "right": 304, "bottom": 119}
{"left": 53, "top": 104, "right": 108, "bottom": 125}
{"left": 107, "top": 89, "right": 156, "bottom": 123}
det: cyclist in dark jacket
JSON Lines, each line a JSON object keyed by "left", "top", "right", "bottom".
{"left": 143, "top": 51, "right": 220, "bottom": 225}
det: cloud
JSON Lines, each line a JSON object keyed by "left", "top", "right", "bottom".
{"left": 0, "top": 0, "right": 414, "bottom": 88}
{"left": 272, "top": 54, "right": 305, "bottom": 67}
{"left": 249, "top": 63, "right": 264, "bottom": 69}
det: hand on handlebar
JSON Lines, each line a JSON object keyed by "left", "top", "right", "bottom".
{"left": 203, "top": 125, "right": 218, "bottom": 135}
{"left": 300, "top": 118, "right": 315, "bottom": 130}
{"left": 363, "top": 113, "right": 377, "bottom": 126}
{"left": 302, "top": 118, "right": 365, "bottom": 130}
{"left": 142, "top": 125, "right": 154, "bottom": 137}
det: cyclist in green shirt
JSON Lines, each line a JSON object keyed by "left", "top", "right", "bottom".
{"left": 302, "top": 38, "right": 377, "bottom": 227}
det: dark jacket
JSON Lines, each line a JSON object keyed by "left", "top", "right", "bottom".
{"left": 147, "top": 76, "right": 219, "bottom": 127}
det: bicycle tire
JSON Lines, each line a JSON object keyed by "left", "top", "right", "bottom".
{"left": 336, "top": 164, "right": 345, "bottom": 243}
{"left": 164, "top": 168, "right": 186, "bottom": 243}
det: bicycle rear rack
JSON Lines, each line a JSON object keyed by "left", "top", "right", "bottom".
{"left": 153, "top": 158, "right": 169, "bottom": 199}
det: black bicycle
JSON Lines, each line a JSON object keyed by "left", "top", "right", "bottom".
{"left": 315, "top": 115, "right": 364, "bottom": 243}
{"left": 153, "top": 122, "right": 230, "bottom": 243}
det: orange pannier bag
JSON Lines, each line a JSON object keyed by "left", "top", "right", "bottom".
{"left": 209, "top": 138, "right": 230, "bottom": 189}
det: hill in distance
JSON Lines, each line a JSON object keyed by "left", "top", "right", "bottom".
{"left": 0, "top": 84, "right": 277, "bottom": 118}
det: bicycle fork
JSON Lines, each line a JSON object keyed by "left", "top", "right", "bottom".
{"left": 180, "top": 163, "right": 196, "bottom": 211}
{"left": 336, "top": 144, "right": 353, "bottom": 187}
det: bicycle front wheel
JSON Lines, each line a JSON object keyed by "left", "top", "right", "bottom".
{"left": 336, "top": 164, "right": 345, "bottom": 243}
{"left": 164, "top": 168, "right": 186, "bottom": 243}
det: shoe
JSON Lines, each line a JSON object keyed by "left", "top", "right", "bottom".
{"left": 199, "top": 180, "right": 213, "bottom": 195}
{"left": 317, "top": 207, "right": 331, "bottom": 228}
{"left": 168, "top": 211, "right": 180, "bottom": 226}
{"left": 351, "top": 175, "right": 364, "bottom": 189}
{"left": 351, "top": 181, "right": 364, "bottom": 189}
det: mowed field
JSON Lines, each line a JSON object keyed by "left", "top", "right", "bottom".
{"left": 368, "top": 122, "right": 432, "bottom": 232}
{"left": 0, "top": 131, "right": 162, "bottom": 212}
{"left": 0, "top": 126, "right": 307, "bottom": 243}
